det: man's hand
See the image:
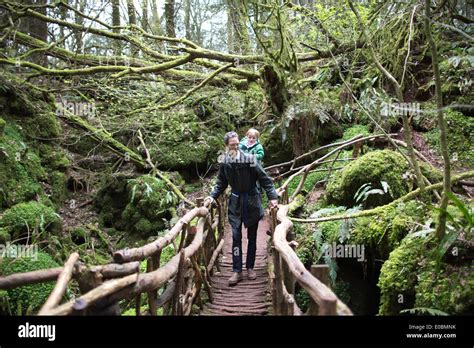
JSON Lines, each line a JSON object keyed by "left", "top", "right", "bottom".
{"left": 269, "top": 199, "right": 278, "bottom": 208}
{"left": 204, "top": 196, "right": 215, "bottom": 206}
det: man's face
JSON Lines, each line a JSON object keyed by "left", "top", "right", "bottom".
{"left": 227, "top": 136, "right": 239, "bottom": 158}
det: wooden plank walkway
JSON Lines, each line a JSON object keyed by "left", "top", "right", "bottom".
{"left": 201, "top": 217, "right": 271, "bottom": 316}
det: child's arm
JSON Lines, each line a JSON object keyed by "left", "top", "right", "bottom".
{"left": 255, "top": 143, "right": 265, "bottom": 161}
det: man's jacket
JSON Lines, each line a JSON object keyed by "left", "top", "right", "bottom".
{"left": 210, "top": 150, "right": 277, "bottom": 228}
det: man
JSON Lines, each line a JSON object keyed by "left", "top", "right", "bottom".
{"left": 205, "top": 131, "right": 278, "bottom": 286}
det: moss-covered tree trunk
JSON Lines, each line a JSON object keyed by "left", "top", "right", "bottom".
{"left": 424, "top": 0, "right": 451, "bottom": 240}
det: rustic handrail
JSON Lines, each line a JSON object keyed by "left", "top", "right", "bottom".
{"left": 270, "top": 205, "right": 353, "bottom": 316}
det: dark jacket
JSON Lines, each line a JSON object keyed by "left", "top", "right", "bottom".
{"left": 210, "top": 150, "right": 278, "bottom": 228}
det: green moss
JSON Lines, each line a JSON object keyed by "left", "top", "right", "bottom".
{"left": 122, "top": 175, "right": 178, "bottom": 237}
{"left": 419, "top": 161, "right": 443, "bottom": 184}
{"left": 424, "top": 108, "right": 474, "bottom": 168}
{"left": 414, "top": 260, "right": 473, "bottom": 314}
{"left": 0, "top": 227, "right": 10, "bottom": 244}
{"left": 0, "top": 117, "right": 5, "bottom": 135}
{"left": 97, "top": 174, "right": 178, "bottom": 238}
{"left": 0, "top": 201, "right": 61, "bottom": 241}
{"left": 326, "top": 150, "right": 409, "bottom": 208}
{"left": 350, "top": 200, "right": 425, "bottom": 258}
{"left": 245, "top": 82, "right": 267, "bottom": 118}
{"left": 341, "top": 124, "right": 370, "bottom": 141}
{"left": 0, "top": 251, "right": 60, "bottom": 314}
{"left": 38, "top": 143, "right": 70, "bottom": 171}
{"left": 377, "top": 235, "right": 426, "bottom": 315}
{"left": 0, "top": 123, "right": 45, "bottom": 209}
{"left": 49, "top": 171, "right": 68, "bottom": 206}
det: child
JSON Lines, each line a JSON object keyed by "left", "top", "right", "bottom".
{"left": 240, "top": 128, "right": 264, "bottom": 162}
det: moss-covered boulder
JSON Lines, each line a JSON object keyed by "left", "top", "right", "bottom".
{"left": 0, "top": 123, "right": 46, "bottom": 210}
{"left": 0, "top": 201, "right": 61, "bottom": 243}
{"left": 377, "top": 235, "right": 426, "bottom": 315}
{"left": 424, "top": 108, "right": 474, "bottom": 168}
{"left": 0, "top": 251, "right": 60, "bottom": 314}
{"left": 350, "top": 200, "right": 426, "bottom": 259}
{"left": 341, "top": 124, "right": 371, "bottom": 141}
{"left": 96, "top": 174, "right": 178, "bottom": 238}
{"left": 122, "top": 175, "right": 178, "bottom": 237}
{"left": 0, "top": 75, "right": 69, "bottom": 210}
{"left": 326, "top": 150, "right": 410, "bottom": 208}
{"left": 95, "top": 173, "right": 134, "bottom": 231}
{"left": 414, "top": 260, "right": 473, "bottom": 314}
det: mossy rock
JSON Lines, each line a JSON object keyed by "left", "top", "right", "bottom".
{"left": 350, "top": 200, "right": 426, "bottom": 259}
{"left": 424, "top": 108, "right": 474, "bottom": 168}
{"left": 96, "top": 174, "right": 178, "bottom": 238}
{"left": 0, "top": 123, "right": 46, "bottom": 210}
{"left": 377, "top": 235, "right": 426, "bottom": 315}
{"left": 0, "top": 251, "right": 60, "bottom": 314}
{"left": 0, "top": 201, "right": 61, "bottom": 241}
{"left": 122, "top": 175, "right": 178, "bottom": 237}
{"left": 260, "top": 127, "right": 294, "bottom": 166}
{"left": 341, "top": 124, "right": 371, "bottom": 141}
{"left": 326, "top": 150, "right": 409, "bottom": 208}
{"left": 414, "top": 260, "right": 473, "bottom": 314}
{"left": 95, "top": 173, "right": 134, "bottom": 230}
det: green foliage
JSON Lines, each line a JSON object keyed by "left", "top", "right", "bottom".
{"left": 49, "top": 171, "right": 68, "bottom": 206}
{"left": 0, "top": 201, "right": 61, "bottom": 242}
{"left": 0, "top": 117, "right": 5, "bottom": 135}
{"left": 326, "top": 150, "right": 409, "bottom": 208}
{"left": 333, "top": 280, "right": 351, "bottom": 306}
{"left": 341, "top": 124, "right": 371, "bottom": 141}
{"left": 295, "top": 287, "right": 310, "bottom": 313}
{"left": 424, "top": 108, "right": 474, "bottom": 168}
{"left": 121, "top": 175, "right": 178, "bottom": 237}
{"left": 0, "top": 251, "right": 60, "bottom": 314}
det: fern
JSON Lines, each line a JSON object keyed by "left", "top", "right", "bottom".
{"left": 400, "top": 307, "right": 448, "bottom": 316}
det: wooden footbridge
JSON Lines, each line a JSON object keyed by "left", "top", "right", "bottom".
{"left": 0, "top": 194, "right": 352, "bottom": 316}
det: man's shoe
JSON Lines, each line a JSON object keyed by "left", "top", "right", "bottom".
{"left": 247, "top": 269, "right": 257, "bottom": 280}
{"left": 228, "top": 272, "right": 243, "bottom": 286}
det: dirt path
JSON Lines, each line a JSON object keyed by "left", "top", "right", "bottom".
{"left": 201, "top": 217, "right": 271, "bottom": 316}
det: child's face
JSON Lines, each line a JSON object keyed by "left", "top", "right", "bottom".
{"left": 247, "top": 133, "right": 257, "bottom": 145}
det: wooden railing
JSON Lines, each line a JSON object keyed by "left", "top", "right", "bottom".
{"left": 0, "top": 198, "right": 226, "bottom": 316}
{"left": 268, "top": 193, "right": 353, "bottom": 316}
{"left": 1, "top": 190, "right": 352, "bottom": 316}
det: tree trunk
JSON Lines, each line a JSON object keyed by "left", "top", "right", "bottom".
{"left": 74, "top": 0, "right": 85, "bottom": 54}
{"left": 226, "top": 0, "right": 250, "bottom": 54}
{"left": 28, "top": 0, "right": 48, "bottom": 64}
{"left": 111, "top": 0, "right": 121, "bottom": 55}
{"left": 127, "top": 0, "right": 137, "bottom": 26}
{"left": 141, "top": 0, "right": 149, "bottom": 30}
{"left": 184, "top": 0, "right": 192, "bottom": 40}
{"left": 425, "top": 0, "right": 451, "bottom": 240}
{"left": 165, "top": 0, "right": 176, "bottom": 38}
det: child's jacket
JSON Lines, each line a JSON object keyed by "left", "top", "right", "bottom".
{"left": 239, "top": 137, "right": 264, "bottom": 161}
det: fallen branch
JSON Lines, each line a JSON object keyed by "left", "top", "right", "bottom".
{"left": 137, "top": 130, "right": 194, "bottom": 206}
{"left": 289, "top": 169, "right": 474, "bottom": 223}
{"left": 38, "top": 252, "right": 79, "bottom": 315}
